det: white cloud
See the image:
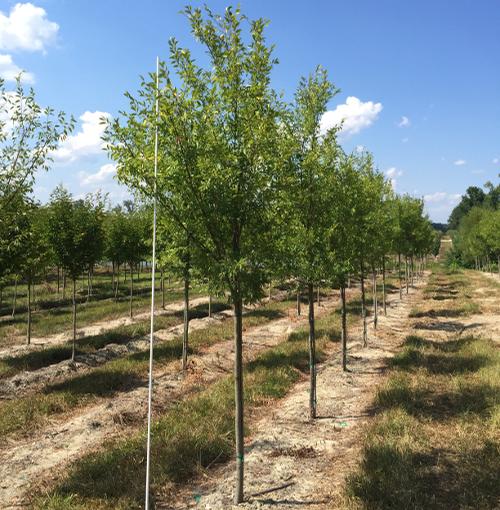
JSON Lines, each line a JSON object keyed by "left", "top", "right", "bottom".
{"left": 386, "top": 167, "right": 403, "bottom": 190}
{"left": 454, "top": 159, "right": 466, "bottom": 166}
{"left": 0, "top": 53, "right": 34, "bottom": 83}
{"left": 402, "top": 137, "right": 409, "bottom": 143}
{"left": 424, "top": 192, "right": 461, "bottom": 204}
{"left": 386, "top": 167, "right": 403, "bottom": 179}
{"left": 54, "top": 111, "right": 111, "bottom": 162}
{"left": 79, "top": 163, "right": 116, "bottom": 186}
{"left": 0, "top": 3, "right": 58, "bottom": 53}
{"left": 493, "top": 158, "right": 499, "bottom": 164}
{"left": 320, "top": 96, "right": 382, "bottom": 138}
{"left": 397, "top": 116, "right": 410, "bottom": 128}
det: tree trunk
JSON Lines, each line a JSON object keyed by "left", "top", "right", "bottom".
{"left": 296, "top": 289, "right": 301, "bottom": 316}
{"left": 181, "top": 266, "right": 189, "bottom": 371}
{"left": 57, "top": 267, "right": 60, "bottom": 295}
{"left": 232, "top": 286, "right": 244, "bottom": 504}
{"left": 341, "top": 284, "right": 347, "bottom": 371}
{"left": 405, "top": 256, "right": 409, "bottom": 294}
{"left": 161, "top": 270, "right": 165, "bottom": 310}
{"left": 129, "top": 264, "right": 134, "bottom": 318}
{"left": 208, "top": 294, "right": 212, "bottom": 318}
{"left": 308, "top": 282, "right": 316, "bottom": 420}
{"left": 398, "top": 253, "right": 402, "bottom": 299}
{"left": 112, "top": 261, "right": 115, "bottom": 292}
{"left": 63, "top": 271, "right": 66, "bottom": 300}
{"left": 12, "top": 277, "right": 18, "bottom": 318}
{"left": 115, "top": 264, "right": 120, "bottom": 299}
{"left": 87, "top": 269, "right": 91, "bottom": 301}
{"left": 382, "top": 258, "right": 387, "bottom": 316}
{"left": 26, "top": 279, "right": 31, "bottom": 345}
{"left": 72, "top": 278, "right": 77, "bottom": 361}
{"left": 360, "top": 262, "right": 367, "bottom": 347}
{"left": 372, "top": 267, "right": 378, "bottom": 330}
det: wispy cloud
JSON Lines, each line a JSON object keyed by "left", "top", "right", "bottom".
{"left": 454, "top": 159, "right": 466, "bottom": 166}
{"left": 397, "top": 116, "right": 410, "bottom": 128}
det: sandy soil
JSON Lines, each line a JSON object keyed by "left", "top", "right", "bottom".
{"left": 162, "top": 278, "right": 428, "bottom": 509}
{"left": 0, "top": 291, "right": 341, "bottom": 509}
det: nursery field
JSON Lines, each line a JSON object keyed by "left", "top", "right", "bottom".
{"left": 1, "top": 3, "right": 499, "bottom": 509}
{"left": 0, "top": 262, "right": 497, "bottom": 509}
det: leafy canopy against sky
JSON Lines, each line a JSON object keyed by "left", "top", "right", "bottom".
{"left": 1, "top": 0, "right": 499, "bottom": 222}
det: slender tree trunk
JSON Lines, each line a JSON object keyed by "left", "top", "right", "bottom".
{"left": 181, "top": 264, "right": 190, "bottom": 371}
{"left": 232, "top": 284, "right": 244, "bottom": 504}
{"left": 360, "top": 262, "right": 367, "bottom": 347}
{"left": 410, "top": 256, "right": 414, "bottom": 287}
{"left": 87, "top": 269, "right": 91, "bottom": 301}
{"left": 372, "top": 266, "right": 378, "bottom": 330}
{"left": 115, "top": 264, "right": 120, "bottom": 299}
{"left": 26, "top": 278, "right": 31, "bottom": 345}
{"left": 12, "top": 277, "right": 18, "bottom": 318}
{"left": 398, "top": 253, "right": 402, "bottom": 299}
{"left": 296, "top": 288, "right": 301, "bottom": 316}
{"left": 341, "top": 284, "right": 347, "bottom": 371}
{"left": 112, "top": 261, "right": 115, "bottom": 292}
{"left": 308, "top": 282, "right": 316, "bottom": 420}
{"left": 129, "top": 264, "right": 134, "bottom": 318}
{"left": 57, "top": 267, "right": 60, "bottom": 295}
{"left": 382, "top": 258, "right": 387, "bottom": 316}
{"left": 208, "top": 294, "right": 212, "bottom": 318}
{"left": 63, "top": 271, "right": 66, "bottom": 300}
{"left": 72, "top": 278, "right": 77, "bottom": 361}
{"left": 405, "top": 256, "right": 409, "bottom": 294}
{"left": 161, "top": 270, "right": 165, "bottom": 310}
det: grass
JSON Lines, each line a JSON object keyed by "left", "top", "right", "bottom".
{"left": 34, "top": 307, "right": 341, "bottom": 509}
{"left": 0, "top": 301, "right": 229, "bottom": 380}
{"left": 0, "top": 279, "right": 206, "bottom": 345}
{"left": 343, "top": 264, "right": 500, "bottom": 510}
{"left": 0, "top": 298, "right": 296, "bottom": 438}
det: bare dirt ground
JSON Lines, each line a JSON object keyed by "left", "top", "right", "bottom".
{"left": 0, "top": 290, "right": 341, "bottom": 509}
{"left": 0, "top": 296, "right": 211, "bottom": 360}
{"left": 165, "top": 278, "right": 427, "bottom": 509}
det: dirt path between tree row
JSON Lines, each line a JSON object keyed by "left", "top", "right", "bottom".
{"left": 1, "top": 290, "right": 343, "bottom": 509}
{"left": 165, "top": 277, "right": 428, "bottom": 509}
{"left": 0, "top": 296, "right": 211, "bottom": 361}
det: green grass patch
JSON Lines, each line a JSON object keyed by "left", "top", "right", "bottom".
{"left": 343, "top": 265, "right": 500, "bottom": 510}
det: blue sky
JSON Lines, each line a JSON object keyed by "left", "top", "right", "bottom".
{"left": 1, "top": 0, "right": 499, "bottom": 222}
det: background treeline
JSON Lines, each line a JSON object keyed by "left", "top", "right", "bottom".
{"left": 446, "top": 179, "right": 500, "bottom": 271}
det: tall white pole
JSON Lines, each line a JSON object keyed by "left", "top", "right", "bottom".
{"left": 145, "top": 56, "right": 159, "bottom": 510}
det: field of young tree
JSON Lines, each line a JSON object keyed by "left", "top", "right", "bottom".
{"left": 0, "top": 5, "right": 498, "bottom": 510}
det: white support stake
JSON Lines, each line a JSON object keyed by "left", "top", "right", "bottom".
{"left": 145, "top": 55, "right": 160, "bottom": 510}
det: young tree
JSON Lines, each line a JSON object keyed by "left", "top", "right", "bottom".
{"left": 105, "top": 7, "right": 284, "bottom": 502}
{"left": 0, "top": 77, "right": 73, "bottom": 288}
{"left": 283, "top": 67, "right": 340, "bottom": 418}
{"left": 48, "top": 187, "right": 103, "bottom": 360}
{"left": 19, "top": 202, "right": 51, "bottom": 344}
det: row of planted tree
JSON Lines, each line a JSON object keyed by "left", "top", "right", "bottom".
{"left": 0, "top": 6, "right": 439, "bottom": 503}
